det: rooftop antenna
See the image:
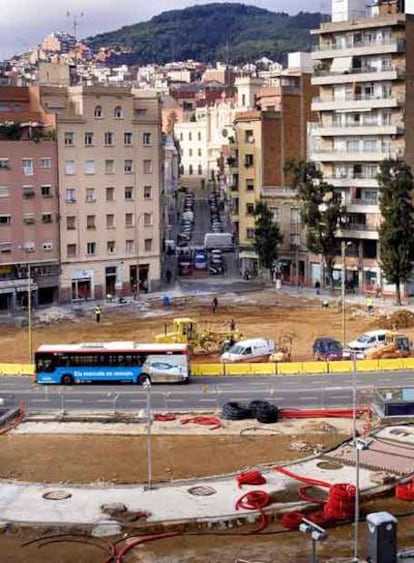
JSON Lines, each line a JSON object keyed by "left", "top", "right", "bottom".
{"left": 66, "top": 11, "right": 85, "bottom": 40}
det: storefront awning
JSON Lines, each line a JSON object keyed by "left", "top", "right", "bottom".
{"left": 239, "top": 250, "right": 258, "bottom": 260}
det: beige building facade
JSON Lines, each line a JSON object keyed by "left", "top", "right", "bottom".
{"left": 41, "top": 85, "right": 163, "bottom": 301}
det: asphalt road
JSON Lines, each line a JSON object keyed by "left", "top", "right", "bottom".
{"left": 1, "top": 371, "right": 414, "bottom": 412}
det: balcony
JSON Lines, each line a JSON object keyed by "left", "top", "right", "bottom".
{"left": 312, "top": 38, "right": 405, "bottom": 59}
{"left": 261, "top": 186, "right": 297, "bottom": 198}
{"left": 312, "top": 123, "right": 404, "bottom": 137}
{"left": 312, "top": 94, "right": 403, "bottom": 112}
{"left": 346, "top": 198, "right": 379, "bottom": 213}
{"left": 310, "top": 146, "right": 403, "bottom": 162}
{"left": 338, "top": 223, "right": 379, "bottom": 240}
{"left": 326, "top": 176, "right": 378, "bottom": 188}
{"left": 312, "top": 67, "right": 404, "bottom": 85}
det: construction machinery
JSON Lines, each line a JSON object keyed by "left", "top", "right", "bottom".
{"left": 155, "top": 317, "right": 242, "bottom": 353}
{"left": 365, "top": 331, "right": 412, "bottom": 360}
{"left": 269, "top": 334, "right": 293, "bottom": 363}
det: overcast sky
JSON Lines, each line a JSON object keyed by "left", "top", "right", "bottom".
{"left": 0, "top": 0, "right": 327, "bottom": 60}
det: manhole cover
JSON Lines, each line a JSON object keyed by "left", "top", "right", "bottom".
{"left": 187, "top": 485, "right": 217, "bottom": 496}
{"left": 42, "top": 490, "right": 72, "bottom": 501}
{"left": 316, "top": 461, "right": 343, "bottom": 471}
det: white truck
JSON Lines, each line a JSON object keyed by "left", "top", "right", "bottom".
{"left": 221, "top": 338, "right": 275, "bottom": 363}
{"left": 204, "top": 232, "right": 233, "bottom": 251}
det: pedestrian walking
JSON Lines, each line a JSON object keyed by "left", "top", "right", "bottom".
{"left": 95, "top": 305, "right": 102, "bottom": 323}
{"left": 211, "top": 297, "right": 218, "bottom": 314}
{"left": 229, "top": 318, "right": 236, "bottom": 331}
{"left": 367, "top": 296, "right": 374, "bottom": 315}
{"left": 166, "top": 269, "right": 172, "bottom": 284}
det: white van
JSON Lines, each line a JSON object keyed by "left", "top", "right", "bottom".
{"left": 221, "top": 338, "right": 275, "bottom": 363}
{"left": 343, "top": 329, "right": 389, "bottom": 359}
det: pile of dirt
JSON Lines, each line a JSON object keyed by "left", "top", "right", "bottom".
{"left": 376, "top": 309, "right": 414, "bottom": 330}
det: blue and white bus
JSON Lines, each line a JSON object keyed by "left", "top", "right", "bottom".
{"left": 35, "top": 342, "right": 189, "bottom": 385}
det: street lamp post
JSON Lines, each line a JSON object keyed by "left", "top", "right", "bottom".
{"left": 341, "top": 241, "right": 353, "bottom": 347}
{"left": 27, "top": 263, "right": 33, "bottom": 363}
{"left": 143, "top": 378, "right": 153, "bottom": 490}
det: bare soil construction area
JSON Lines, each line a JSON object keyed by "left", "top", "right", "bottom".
{"left": 0, "top": 290, "right": 401, "bottom": 363}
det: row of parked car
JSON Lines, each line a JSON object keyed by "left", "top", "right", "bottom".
{"left": 208, "top": 191, "right": 224, "bottom": 234}
{"left": 177, "top": 191, "right": 195, "bottom": 247}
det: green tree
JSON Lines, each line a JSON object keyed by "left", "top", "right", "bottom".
{"left": 378, "top": 158, "right": 414, "bottom": 305}
{"left": 286, "top": 160, "right": 344, "bottom": 288}
{"left": 253, "top": 201, "right": 283, "bottom": 274}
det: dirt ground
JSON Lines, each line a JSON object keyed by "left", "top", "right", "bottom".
{"left": 0, "top": 290, "right": 399, "bottom": 363}
{"left": 1, "top": 432, "right": 414, "bottom": 562}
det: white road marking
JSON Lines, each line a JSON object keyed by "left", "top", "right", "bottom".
{"left": 31, "top": 399, "right": 52, "bottom": 403}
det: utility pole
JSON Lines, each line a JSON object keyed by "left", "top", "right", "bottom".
{"left": 66, "top": 11, "right": 84, "bottom": 39}
{"left": 27, "top": 263, "right": 33, "bottom": 363}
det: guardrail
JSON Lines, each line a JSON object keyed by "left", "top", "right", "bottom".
{"left": 1, "top": 357, "right": 413, "bottom": 378}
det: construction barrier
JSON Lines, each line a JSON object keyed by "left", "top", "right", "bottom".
{"left": 0, "top": 363, "right": 34, "bottom": 376}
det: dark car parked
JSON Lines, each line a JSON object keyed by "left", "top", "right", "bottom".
{"left": 312, "top": 337, "right": 343, "bottom": 361}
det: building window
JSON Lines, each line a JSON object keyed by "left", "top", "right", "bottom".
{"left": 22, "top": 185, "right": 35, "bottom": 198}
{"left": 189, "top": 164, "right": 193, "bottom": 175}
{"left": 143, "top": 212, "right": 152, "bottom": 227}
{"left": 66, "top": 216, "right": 76, "bottom": 230}
{"left": 143, "top": 132, "right": 152, "bottom": 146}
{"left": 197, "top": 132, "right": 201, "bottom": 141}
{"left": 246, "top": 203, "right": 255, "bottom": 215}
{"left": 106, "top": 187, "right": 115, "bottom": 201}
{"left": 107, "top": 241, "right": 115, "bottom": 254}
{"left": 84, "top": 132, "right": 94, "bottom": 146}
{"left": 23, "top": 241, "right": 35, "bottom": 252}
{"left": 270, "top": 207, "right": 279, "bottom": 221}
{"left": 0, "top": 186, "right": 9, "bottom": 198}
{"left": 189, "top": 148, "right": 193, "bottom": 157}
{"left": 104, "top": 132, "right": 114, "bottom": 146}
{"left": 87, "top": 215, "right": 96, "bottom": 230}
{"left": 0, "top": 215, "right": 11, "bottom": 226}
{"left": 65, "top": 188, "right": 76, "bottom": 203}
{"left": 86, "top": 188, "right": 96, "bottom": 202}
{"left": 22, "top": 158, "right": 33, "bottom": 176}
{"left": 64, "top": 132, "right": 75, "bottom": 146}
{"left": 42, "top": 241, "right": 54, "bottom": 251}
{"left": 246, "top": 228, "right": 255, "bottom": 239}
{"left": 65, "top": 160, "right": 76, "bottom": 175}
{"left": 189, "top": 132, "right": 192, "bottom": 141}
{"left": 179, "top": 133, "right": 183, "bottom": 141}
{"left": 41, "top": 185, "right": 52, "bottom": 198}
{"left": 245, "top": 130, "right": 254, "bottom": 143}
{"left": 0, "top": 242, "right": 12, "bottom": 253}
{"left": 124, "top": 159, "right": 133, "bottom": 173}
{"left": 125, "top": 186, "right": 134, "bottom": 200}
{"left": 290, "top": 233, "right": 300, "bottom": 247}
{"left": 87, "top": 242, "right": 96, "bottom": 255}
{"left": 246, "top": 179, "right": 254, "bottom": 191}
{"left": 84, "top": 160, "right": 95, "bottom": 175}
{"left": 290, "top": 208, "right": 300, "bottom": 225}
{"left": 94, "top": 105, "right": 103, "bottom": 118}
{"left": 106, "top": 214, "right": 115, "bottom": 229}
{"left": 144, "top": 238, "right": 152, "bottom": 251}
{"left": 143, "top": 185, "right": 152, "bottom": 200}
{"left": 198, "top": 148, "right": 202, "bottom": 157}
{"left": 134, "top": 108, "right": 146, "bottom": 117}
{"left": 124, "top": 132, "right": 133, "bottom": 145}
{"left": 143, "top": 159, "right": 152, "bottom": 174}
{"left": 114, "top": 106, "right": 123, "bottom": 118}
{"left": 41, "top": 213, "right": 52, "bottom": 224}
{"left": 125, "top": 213, "right": 134, "bottom": 227}
{"left": 23, "top": 214, "right": 35, "bottom": 225}
{"left": 105, "top": 159, "right": 114, "bottom": 174}
{"left": 0, "top": 158, "right": 9, "bottom": 169}
{"left": 39, "top": 157, "right": 51, "bottom": 168}
{"left": 245, "top": 154, "right": 254, "bottom": 167}
{"left": 67, "top": 244, "right": 77, "bottom": 257}
{"left": 125, "top": 239, "right": 134, "bottom": 253}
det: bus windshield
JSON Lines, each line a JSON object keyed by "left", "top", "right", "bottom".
{"left": 35, "top": 341, "right": 189, "bottom": 385}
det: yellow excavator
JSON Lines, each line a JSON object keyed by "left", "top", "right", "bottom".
{"left": 155, "top": 317, "right": 243, "bottom": 353}
{"left": 365, "top": 332, "right": 412, "bottom": 360}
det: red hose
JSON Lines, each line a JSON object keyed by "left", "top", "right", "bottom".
{"left": 396, "top": 479, "right": 414, "bottom": 501}
{"left": 115, "top": 532, "right": 180, "bottom": 563}
{"left": 235, "top": 490, "right": 270, "bottom": 533}
{"left": 279, "top": 408, "right": 367, "bottom": 419}
{"left": 180, "top": 415, "right": 222, "bottom": 430}
{"left": 236, "top": 470, "right": 266, "bottom": 489}
{"left": 154, "top": 413, "right": 176, "bottom": 422}
{"left": 280, "top": 511, "right": 305, "bottom": 530}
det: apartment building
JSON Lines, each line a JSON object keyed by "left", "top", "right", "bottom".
{"left": 229, "top": 64, "right": 316, "bottom": 280}
{"left": 310, "top": 0, "right": 414, "bottom": 291}
{"left": 41, "top": 85, "right": 162, "bottom": 301}
{"left": 0, "top": 86, "right": 59, "bottom": 313}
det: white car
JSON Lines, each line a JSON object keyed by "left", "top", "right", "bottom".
{"left": 343, "top": 329, "right": 389, "bottom": 359}
{"left": 141, "top": 359, "right": 187, "bottom": 383}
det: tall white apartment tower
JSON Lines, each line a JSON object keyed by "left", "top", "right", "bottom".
{"left": 310, "top": 0, "right": 414, "bottom": 293}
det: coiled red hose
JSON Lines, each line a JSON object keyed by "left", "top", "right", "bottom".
{"left": 236, "top": 470, "right": 267, "bottom": 489}
{"left": 180, "top": 415, "right": 222, "bottom": 430}
{"left": 235, "top": 490, "right": 270, "bottom": 533}
{"left": 396, "top": 479, "right": 414, "bottom": 501}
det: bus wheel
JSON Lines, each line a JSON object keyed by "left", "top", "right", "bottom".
{"left": 138, "top": 374, "right": 151, "bottom": 385}
{"left": 61, "top": 374, "right": 74, "bottom": 385}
